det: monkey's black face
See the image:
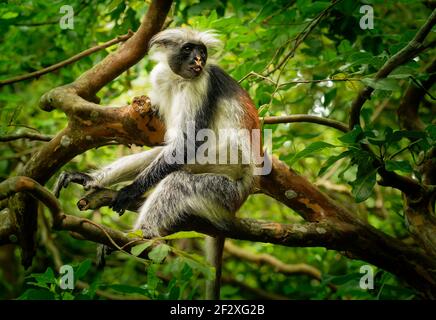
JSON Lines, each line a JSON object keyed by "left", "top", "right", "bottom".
{"left": 168, "top": 42, "right": 208, "bottom": 79}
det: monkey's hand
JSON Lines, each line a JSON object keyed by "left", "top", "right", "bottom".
{"left": 110, "top": 184, "right": 142, "bottom": 216}
{"left": 54, "top": 171, "right": 94, "bottom": 198}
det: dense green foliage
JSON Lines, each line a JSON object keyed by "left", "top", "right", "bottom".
{"left": 0, "top": 0, "right": 434, "bottom": 300}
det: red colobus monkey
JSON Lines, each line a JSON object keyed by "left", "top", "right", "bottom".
{"left": 55, "top": 28, "right": 266, "bottom": 299}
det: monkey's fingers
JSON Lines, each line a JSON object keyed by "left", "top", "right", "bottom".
{"left": 53, "top": 171, "right": 93, "bottom": 198}
{"left": 109, "top": 203, "right": 125, "bottom": 216}
{"left": 53, "top": 172, "right": 69, "bottom": 198}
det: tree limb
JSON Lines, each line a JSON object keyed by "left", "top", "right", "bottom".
{"left": 263, "top": 115, "right": 349, "bottom": 133}
{"left": 0, "top": 132, "right": 53, "bottom": 142}
{"left": 397, "top": 58, "right": 436, "bottom": 131}
{"left": 3, "top": 174, "right": 436, "bottom": 297}
{"left": 0, "top": 176, "right": 63, "bottom": 227}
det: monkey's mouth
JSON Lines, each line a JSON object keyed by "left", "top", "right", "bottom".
{"left": 190, "top": 65, "right": 203, "bottom": 74}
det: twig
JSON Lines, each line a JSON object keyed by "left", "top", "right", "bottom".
{"left": 263, "top": 114, "right": 349, "bottom": 133}
{"left": 239, "top": 71, "right": 361, "bottom": 86}
{"left": 0, "top": 147, "right": 39, "bottom": 161}
{"left": 0, "top": 31, "right": 134, "bottom": 87}
{"left": 0, "top": 132, "right": 52, "bottom": 142}
{"left": 278, "top": 78, "right": 361, "bottom": 87}
{"left": 389, "top": 139, "right": 423, "bottom": 160}
{"left": 263, "top": 0, "right": 344, "bottom": 77}
{"left": 239, "top": 71, "right": 277, "bottom": 84}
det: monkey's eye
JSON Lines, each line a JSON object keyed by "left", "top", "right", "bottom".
{"left": 183, "top": 46, "right": 192, "bottom": 52}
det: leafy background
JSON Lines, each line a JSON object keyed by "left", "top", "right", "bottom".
{"left": 0, "top": 0, "right": 434, "bottom": 299}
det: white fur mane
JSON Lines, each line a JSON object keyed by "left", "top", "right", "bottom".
{"left": 149, "top": 28, "right": 221, "bottom": 62}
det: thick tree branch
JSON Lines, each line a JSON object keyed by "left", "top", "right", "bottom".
{"left": 0, "top": 177, "right": 63, "bottom": 227}
{"left": 0, "top": 176, "right": 350, "bottom": 255}
{"left": 397, "top": 58, "right": 436, "bottom": 131}
{"left": 349, "top": 9, "right": 436, "bottom": 129}
{"left": 3, "top": 174, "right": 436, "bottom": 297}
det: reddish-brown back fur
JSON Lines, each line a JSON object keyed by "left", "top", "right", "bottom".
{"left": 238, "top": 90, "right": 264, "bottom": 156}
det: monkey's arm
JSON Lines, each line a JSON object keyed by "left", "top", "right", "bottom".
{"left": 110, "top": 146, "right": 183, "bottom": 214}
{"left": 54, "top": 147, "right": 163, "bottom": 197}
{"left": 90, "top": 147, "right": 164, "bottom": 187}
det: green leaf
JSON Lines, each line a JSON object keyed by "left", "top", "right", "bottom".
{"left": 390, "top": 130, "right": 426, "bottom": 142}
{"left": 367, "top": 136, "right": 387, "bottom": 146}
{"left": 30, "top": 267, "right": 57, "bottom": 285}
{"left": 127, "top": 229, "right": 144, "bottom": 238}
{"left": 387, "top": 74, "right": 411, "bottom": 79}
{"left": 323, "top": 88, "right": 337, "bottom": 107}
{"left": 181, "top": 263, "right": 194, "bottom": 281}
{"left": 290, "top": 141, "right": 335, "bottom": 165}
{"left": 109, "top": 284, "right": 148, "bottom": 296}
{"left": 75, "top": 259, "right": 92, "bottom": 280}
{"left": 131, "top": 241, "right": 152, "bottom": 256}
{"left": 426, "top": 124, "right": 436, "bottom": 140}
{"left": 351, "top": 167, "right": 378, "bottom": 203}
{"left": 385, "top": 160, "right": 412, "bottom": 173}
{"left": 338, "top": 126, "right": 363, "bottom": 144}
{"left": 160, "top": 231, "right": 204, "bottom": 240}
{"left": 148, "top": 244, "right": 170, "bottom": 263}
{"left": 147, "top": 264, "right": 161, "bottom": 291}
{"left": 185, "top": 258, "right": 215, "bottom": 280}
{"left": 61, "top": 292, "right": 75, "bottom": 300}
{"left": 318, "top": 150, "right": 352, "bottom": 176}
{"left": 323, "top": 273, "right": 362, "bottom": 286}
{"left": 362, "top": 78, "right": 401, "bottom": 91}
{"left": 1, "top": 12, "right": 19, "bottom": 19}
{"left": 168, "top": 282, "right": 181, "bottom": 300}
{"left": 26, "top": 282, "right": 51, "bottom": 290}
{"left": 17, "top": 289, "right": 55, "bottom": 300}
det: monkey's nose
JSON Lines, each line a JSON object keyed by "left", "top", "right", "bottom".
{"left": 194, "top": 56, "right": 202, "bottom": 66}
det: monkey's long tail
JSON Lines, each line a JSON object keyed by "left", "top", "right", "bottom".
{"left": 205, "top": 235, "right": 225, "bottom": 300}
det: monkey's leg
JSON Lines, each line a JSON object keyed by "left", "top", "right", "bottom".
{"left": 54, "top": 147, "right": 164, "bottom": 197}
{"left": 134, "top": 171, "right": 249, "bottom": 299}
{"left": 90, "top": 146, "right": 164, "bottom": 187}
